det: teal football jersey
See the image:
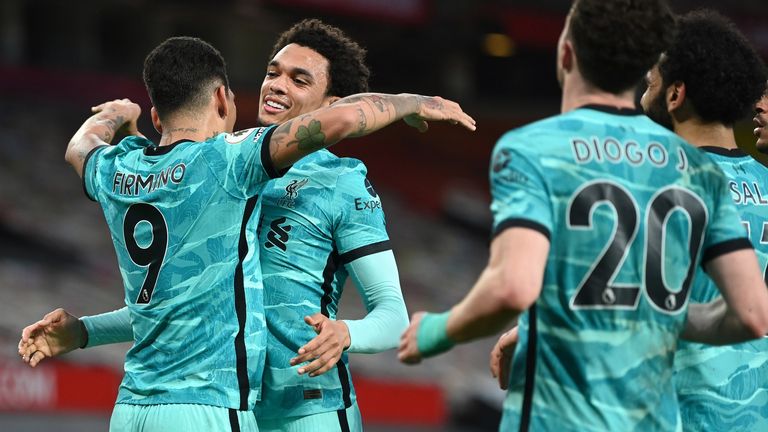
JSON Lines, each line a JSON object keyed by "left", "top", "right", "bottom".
{"left": 252, "top": 150, "right": 390, "bottom": 419}
{"left": 490, "top": 106, "right": 750, "bottom": 431}
{"left": 675, "top": 147, "right": 768, "bottom": 431}
{"left": 83, "top": 126, "right": 279, "bottom": 410}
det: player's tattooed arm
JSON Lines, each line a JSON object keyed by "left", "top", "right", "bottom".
{"left": 268, "top": 93, "right": 476, "bottom": 170}
{"left": 66, "top": 98, "right": 142, "bottom": 178}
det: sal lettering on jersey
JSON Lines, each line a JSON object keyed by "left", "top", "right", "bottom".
{"left": 729, "top": 181, "right": 768, "bottom": 206}
{"left": 112, "top": 163, "right": 186, "bottom": 196}
{"left": 571, "top": 137, "right": 688, "bottom": 172}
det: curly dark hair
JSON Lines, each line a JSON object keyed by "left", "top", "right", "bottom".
{"left": 143, "top": 36, "right": 230, "bottom": 118}
{"left": 269, "top": 19, "right": 370, "bottom": 97}
{"left": 658, "top": 10, "right": 767, "bottom": 125}
{"left": 569, "top": 0, "right": 675, "bottom": 94}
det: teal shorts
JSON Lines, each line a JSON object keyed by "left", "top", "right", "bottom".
{"left": 110, "top": 403, "right": 259, "bottom": 432}
{"left": 257, "top": 402, "right": 362, "bottom": 432}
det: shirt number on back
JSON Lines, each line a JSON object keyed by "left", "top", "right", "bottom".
{"left": 567, "top": 181, "right": 707, "bottom": 313}
{"left": 123, "top": 203, "right": 168, "bottom": 304}
{"left": 740, "top": 220, "right": 768, "bottom": 281}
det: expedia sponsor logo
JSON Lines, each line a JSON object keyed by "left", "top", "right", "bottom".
{"left": 355, "top": 197, "right": 382, "bottom": 212}
{"left": 354, "top": 177, "right": 382, "bottom": 211}
{"left": 224, "top": 128, "right": 254, "bottom": 144}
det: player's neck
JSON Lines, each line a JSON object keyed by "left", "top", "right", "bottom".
{"left": 158, "top": 118, "right": 223, "bottom": 146}
{"left": 674, "top": 120, "right": 737, "bottom": 149}
{"left": 561, "top": 77, "right": 635, "bottom": 113}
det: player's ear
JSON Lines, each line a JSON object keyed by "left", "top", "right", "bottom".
{"left": 151, "top": 107, "right": 163, "bottom": 134}
{"left": 323, "top": 96, "right": 341, "bottom": 107}
{"left": 560, "top": 39, "right": 574, "bottom": 74}
{"left": 214, "top": 85, "right": 229, "bottom": 119}
{"left": 666, "top": 81, "right": 686, "bottom": 112}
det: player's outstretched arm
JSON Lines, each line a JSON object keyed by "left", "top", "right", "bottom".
{"left": 65, "top": 99, "right": 143, "bottom": 178}
{"left": 290, "top": 250, "right": 409, "bottom": 377}
{"left": 18, "top": 307, "right": 134, "bottom": 368}
{"left": 18, "top": 308, "right": 85, "bottom": 367}
{"left": 683, "top": 248, "right": 768, "bottom": 345}
{"left": 398, "top": 227, "right": 549, "bottom": 364}
{"left": 268, "top": 93, "right": 476, "bottom": 170}
{"left": 341, "top": 250, "right": 409, "bottom": 354}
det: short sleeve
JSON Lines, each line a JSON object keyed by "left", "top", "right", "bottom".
{"left": 82, "top": 136, "right": 154, "bottom": 201}
{"left": 701, "top": 171, "right": 752, "bottom": 264}
{"left": 332, "top": 165, "right": 391, "bottom": 264}
{"left": 203, "top": 125, "right": 282, "bottom": 198}
{"left": 490, "top": 137, "right": 553, "bottom": 240}
{"left": 82, "top": 145, "right": 110, "bottom": 202}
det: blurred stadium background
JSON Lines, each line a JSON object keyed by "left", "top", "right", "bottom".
{"left": 1, "top": 0, "right": 766, "bottom": 430}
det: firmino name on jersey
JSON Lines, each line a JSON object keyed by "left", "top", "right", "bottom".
{"left": 112, "top": 163, "right": 186, "bottom": 196}
{"left": 571, "top": 137, "right": 688, "bottom": 172}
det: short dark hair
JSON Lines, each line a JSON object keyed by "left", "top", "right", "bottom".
{"left": 569, "top": 0, "right": 675, "bottom": 93}
{"left": 143, "top": 36, "right": 230, "bottom": 118}
{"left": 270, "top": 19, "right": 370, "bottom": 97}
{"left": 658, "top": 10, "right": 767, "bottom": 125}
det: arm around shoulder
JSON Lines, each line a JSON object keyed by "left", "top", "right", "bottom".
{"left": 683, "top": 248, "right": 768, "bottom": 344}
{"left": 66, "top": 99, "right": 143, "bottom": 178}
{"left": 267, "top": 93, "right": 476, "bottom": 171}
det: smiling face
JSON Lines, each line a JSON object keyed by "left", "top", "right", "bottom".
{"left": 258, "top": 43, "right": 335, "bottom": 126}
{"left": 755, "top": 91, "right": 768, "bottom": 153}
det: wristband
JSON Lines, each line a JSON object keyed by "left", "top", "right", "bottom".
{"left": 78, "top": 319, "right": 89, "bottom": 349}
{"left": 416, "top": 311, "right": 455, "bottom": 357}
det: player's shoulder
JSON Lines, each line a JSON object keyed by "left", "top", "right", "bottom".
{"left": 742, "top": 154, "right": 768, "bottom": 175}
{"left": 98, "top": 136, "right": 154, "bottom": 158}
{"left": 501, "top": 113, "right": 563, "bottom": 139}
{"left": 678, "top": 142, "right": 729, "bottom": 174}
{"left": 495, "top": 112, "right": 579, "bottom": 154}
{"left": 295, "top": 151, "right": 367, "bottom": 179}
{"left": 332, "top": 156, "right": 368, "bottom": 178}
{"left": 330, "top": 160, "right": 375, "bottom": 202}
{"left": 117, "top": 135, "right": 154, "bottom": 151}
{"left": 92, "top": 136, "right": 154, "bottom": 170}
{"left": 315, "top": 156, "right": 380, "bottom": 203}
{"left": 211, "top": 126, "right": 275, "bottom": 147}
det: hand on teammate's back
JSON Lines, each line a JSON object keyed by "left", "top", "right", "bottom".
{"left": 490, "top": 327, "right": 518, "bottom": 390}
{"left": 18, "top": 308, "right": 83, "bottom": 367}
{"left": 290, "top": 313, "right": 351, "bottom": 377}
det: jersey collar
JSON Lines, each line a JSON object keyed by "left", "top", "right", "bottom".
{"left": 579, "top": 104, "right": 642, "bottom": 116}
{"left": 144, "top": 139, "right": 194, "bottom": 156}
{"left": 699, "top": 146, "right": 748, "bottom": 158}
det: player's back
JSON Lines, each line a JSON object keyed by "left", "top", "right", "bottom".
{"left": 675, "top": 147, "right": 768, "bottom": 431}
{"left": 491, "top": 106, "right": 745, "bottom": 431}
{"left": 255, "top": 150, "right": 388, "bottom": 418}
{"left": 83, "top": 127, "right": 280, "bottom": 410}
